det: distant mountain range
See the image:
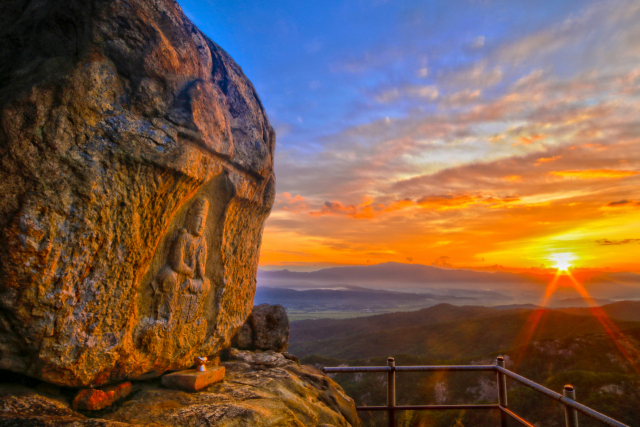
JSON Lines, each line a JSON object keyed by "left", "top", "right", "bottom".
{"left": 258, "top": 262, "right": 640, "bottom": 305}
{"left": 254, "top": 286, "right": 499, "bottom": 312}
{"left": 493, "top": 298, "right": 615, "bottom": 310}
{"left": 258, "top": 262, "right": 542, "bottom": 287}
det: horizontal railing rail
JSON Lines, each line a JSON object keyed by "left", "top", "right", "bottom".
{"left": 353, "top": 404, "right": 499, "bottom": 410}
{"left": 324, "top": 364, "right": 497, "bottom": 373}
{"left": 494, "top": 365, "right": 630, "bottom": 427}
{"left": 323, "top": 357, "right": 630, "bottom": 427}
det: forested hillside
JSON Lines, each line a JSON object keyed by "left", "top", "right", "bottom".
{"left": 290, "top": 303, "right": 640, "bottom": 360}
{"left": 290, "top": 304, "right": 501, "bottom": 342}
{"left": 294, "top": 302, "right": 640, "bottom": 427}
{"left": 557, "top": 301, "right": 640, "bottom": 322}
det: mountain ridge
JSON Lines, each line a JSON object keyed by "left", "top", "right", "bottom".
{"left": 258, "top": 262, "right": 640, "bottom": 303}
{"left": 290, "top": 305, "right": 640, "bottom": 359}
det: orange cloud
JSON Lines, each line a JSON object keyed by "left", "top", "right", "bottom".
{"left": 309, "top": 199, "right": 377, "bottom": 219}
{"left": 501, "top": 196, "right": 521, "bottom": 203}
{"left": 275, "top": 192, "right": 309, "bottom": 213}
{"left": 535, "top": 155, "right": 561, "bottom": 165}
{"left": 384, "top": 198, "right": 415, "bottom": 213}
{"left": 310, "top": 201, "right": 358, "bottom": 217}
{"left": 550, "top": 170, "right": 640, "bottom": 179}
{"left": 513, "top": 134, "right": 546, "bottom": 146}
{"left": 416, "top": 194, "right": 480, "bottom": 210}
{"left": 483, "top": 195, "right": 522, "bottom": 208}
{"left": 354, "top": 205, "right": 376, "bottom": 219}
{"left": 306, "top": 193, "right": 522, "bottom": 220}
{"left": 571, "top": 143, "right": 603, "bottom": 150}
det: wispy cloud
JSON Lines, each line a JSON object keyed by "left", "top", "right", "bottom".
{"left": 550, "top": 170, "right": 640, "bottom": 179}
{"left": 275, "top": 192, "right": 309, "bottom": 213}
{"left": 437, "top": 61, "right": 503, "bottom": 89}
{"left": 605, "top": 199, "right": 640, "bottom": 208}
{"left": 536, "top": 156, "right": 562, "bottom": 166}
{"left": 375, "top": 85, "right": 439, "bottom": 103}
{"left": 595, "top": 239, "right": 640, "bottom": 246}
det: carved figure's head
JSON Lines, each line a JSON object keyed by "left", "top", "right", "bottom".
{"left": 187, "top": 198, "right": 209, "bottom": 237}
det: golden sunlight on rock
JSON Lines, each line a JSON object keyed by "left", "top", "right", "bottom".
{"left": 0, "top": 0, "right": 276, "bottom": 388}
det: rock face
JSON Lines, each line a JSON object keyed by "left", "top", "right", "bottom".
{"left": 0, "top": 350, "right": 361, "bottom": 427}
{"left": 0, "top": 0, "right": 275, "bottom": 387}
{"left": 232, "top": 304, "right": 289, "bottom": 352}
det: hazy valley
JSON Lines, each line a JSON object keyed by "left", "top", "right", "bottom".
{"left": 257, "top": 262, "right": 640, "bottom": 320}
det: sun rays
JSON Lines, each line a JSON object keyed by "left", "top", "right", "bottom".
{"left": 563, "top": 271, "right": 640, "bottom": 375}
{"left": 512, "top": 256, "right": 640, "bottom": 374}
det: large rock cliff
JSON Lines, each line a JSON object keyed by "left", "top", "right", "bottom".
{"left": 0, "top": 0, "right": 275, "bottom": 387}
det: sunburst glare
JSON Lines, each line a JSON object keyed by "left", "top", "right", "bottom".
{"left": 549, "top": 252, "right": 575, "bottom": 271}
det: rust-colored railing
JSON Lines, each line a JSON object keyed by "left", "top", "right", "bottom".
{"left": 323, "top": 357, "right": 629, "bottom": 427}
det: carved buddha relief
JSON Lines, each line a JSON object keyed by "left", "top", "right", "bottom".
{"left": 152, "top": 197, "right": 211, "bottom": 326}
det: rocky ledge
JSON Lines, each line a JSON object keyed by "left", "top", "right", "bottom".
{"left": 0, "top": 349, "right": 360, "bottom": 427}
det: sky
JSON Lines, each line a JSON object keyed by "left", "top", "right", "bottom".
{"left": 179, "top": 0, "right": 640, "bottom": 272}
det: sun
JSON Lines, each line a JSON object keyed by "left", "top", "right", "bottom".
{"left": 549, "top": 252, "right": 575, "bottom": 271}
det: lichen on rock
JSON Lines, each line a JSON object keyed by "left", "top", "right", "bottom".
{"left": 0, "top": 0, "right": 275, "bottom": 387}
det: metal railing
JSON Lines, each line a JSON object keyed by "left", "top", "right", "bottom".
{"left": 323, "top": 356, "right": 630, "bottom": 427}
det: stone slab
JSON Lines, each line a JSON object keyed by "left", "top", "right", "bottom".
{"left": 73, "top": 382, "right": 132, "bottom": 410}
{"left": 161, "top": 366, "right": 225, "bottom": 391}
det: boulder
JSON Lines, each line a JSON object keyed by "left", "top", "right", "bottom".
{"left": 232, "top": 304, "right": 289, "bottom": 352}
{"left": 0, "top": 389, "right": 140, "bottom": 426}
{"left": 0, "top": 0, "right": 275, "bottom": 387}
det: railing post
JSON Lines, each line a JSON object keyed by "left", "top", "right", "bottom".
{"left": 387, "top": 357, "right": 396, "bottom": 427}
{"left": 563, "top": 385, "right": 579, "bottom": 427}
{"left": 496, "top": 357, "right": 508, "bottom": 427}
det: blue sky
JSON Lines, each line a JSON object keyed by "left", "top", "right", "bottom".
{"left": 182, "top": 0, "right": 591, "bottom": 147}
{"left": 178, "top": 0, "right": 640, "bottom": 271}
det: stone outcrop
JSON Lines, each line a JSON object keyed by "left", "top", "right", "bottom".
{"left": 0, "top": 350, "right": 360, "bottom": 427}
{"left": 0, "top": 385, "right": 138, "bottom": 426}
{"left": 232, "top": 304, "right": 289, "bottom": 352}
{"left": 0, "top": 0, "right": 275, "bottom": 387}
